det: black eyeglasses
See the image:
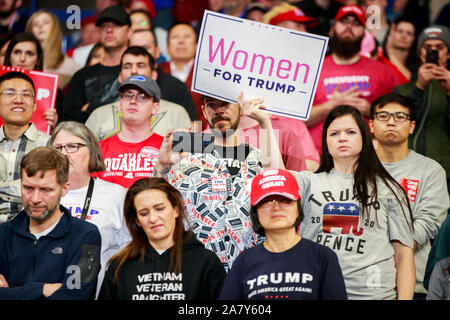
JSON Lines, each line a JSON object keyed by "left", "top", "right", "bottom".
{"left": 53, "top": 143, "right": 87, "bottom": 154}
{"left": 373, "top": 111, "right": 411, "bottom": 122}
{"left": 120, "top": 91, "right": 150, "bottom": 103}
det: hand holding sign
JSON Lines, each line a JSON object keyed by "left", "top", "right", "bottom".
{"left": 0, "top": 66, "right": 59, "bottom": 134}
{"left": 237, "top": 91, "right": 269, "bottom": 126}
{"left": 192, "top": 11, "right": 328, "bottom": 120}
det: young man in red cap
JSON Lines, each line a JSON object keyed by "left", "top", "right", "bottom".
{"left": 306, "top": 4, "right": 400, "bottom": 154}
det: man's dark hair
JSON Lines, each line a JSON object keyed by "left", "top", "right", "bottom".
{"left": 167, "top": 22, "right": 198, "bottom": 44}
{"left": 0, "top": 71, "right": 35, "bottom": 94}
{"left": 370, "top": 92, "right": 417, "bottom": 121}
{"left": 131, "top": 27, "right": 159, "bottom": 47}
{"left": 383, "top": 16, "right": 419, "bottom": 67}
{"left": 120, "top": 45, "right": 157, "bottom": 70}
{"left": 129, "top": 9, "right": 155, "bottom": 31}
{"left": 21, "top": 146, "right": 70, "bottom": 186}
{"left": 4, "top": 32, "right": 44, "bottom": 71}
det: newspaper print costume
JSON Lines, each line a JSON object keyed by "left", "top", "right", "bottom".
{"left": 166, "top": 145, "right": 263, "bottom": 272}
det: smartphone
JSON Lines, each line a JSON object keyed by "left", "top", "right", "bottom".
{"left": 172, "top": 132, "right": 215, "bottom": 154}
{"left": 426, "top": 49, "right": 439, "bottom": 65}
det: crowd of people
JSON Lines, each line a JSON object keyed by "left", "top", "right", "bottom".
{"left": 0, "top": 0, "right": 449, "bottom": 301}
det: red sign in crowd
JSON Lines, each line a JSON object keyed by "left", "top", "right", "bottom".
{"left": 0, "top": 66, "right": 59, "bottom": 134}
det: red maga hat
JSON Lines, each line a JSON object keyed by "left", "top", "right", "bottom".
{"left": 335, "top": 5, "right": 366, "bottom": 27}
{"left": 251, "top": 169, "right": 301, "bottom": 206}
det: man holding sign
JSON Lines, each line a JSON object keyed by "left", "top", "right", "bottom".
{"left": 153, "top": 92, "right": 284, "bottom": 271}
{"left": 191, "top": 9, "right": 328, "bottom": 121}
{"left": 0, "top": 71, "right": 49, "bottom": 223}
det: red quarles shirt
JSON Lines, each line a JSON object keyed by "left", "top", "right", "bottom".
{"left": 95, "top": 133, "right": 164, "bottom": 188}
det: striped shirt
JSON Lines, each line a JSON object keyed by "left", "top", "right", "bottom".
{"left": 0, "top": 123, "right": 49, "bottom": 223}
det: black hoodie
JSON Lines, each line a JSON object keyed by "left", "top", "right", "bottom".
{"left": 98, "top": 235, "right": 226, "bottom": 300}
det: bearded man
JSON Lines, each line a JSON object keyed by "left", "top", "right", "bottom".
{"left": 153, "top": 92, "right": 284, "bottom": 272}
{"left": 0, "top": 0, "right": 29, "bottom": 35}
{"left": 305, "top": 5, "right": 400, "bottom": 153}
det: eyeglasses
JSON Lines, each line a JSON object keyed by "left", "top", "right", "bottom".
{"left": 257, "top": 197, "right": 295, "bottom": 210}
{"left": 53, "top": 143, "right": 86, "bottom": 154}
{"left": 120, "top": 91, "right": 150, "bottom": 103}
{"left": 374, "top": 111, "right": 411, "bottom": 122}
{"left": 0, "top": 89, "right": 35, "bottom": 100}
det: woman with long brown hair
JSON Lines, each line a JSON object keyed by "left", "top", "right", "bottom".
{"left": 98, "top": 177, "right": 226, "bottom": 300}
{"left": 25, "top": 10, "right": 81, "bottom": 89}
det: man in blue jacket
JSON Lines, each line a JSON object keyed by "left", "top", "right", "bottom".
{"left": 0, "top": 146, "right": 101, "bottom": 299}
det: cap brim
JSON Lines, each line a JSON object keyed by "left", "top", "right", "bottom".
{"left": 251, "top": 192, "right": 299, "bottom": 206}
{"left": 95, "top": 17, "right": 127, "bottom": 27}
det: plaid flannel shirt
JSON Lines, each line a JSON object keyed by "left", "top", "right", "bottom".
{"left": 0, "top": 123, "right": 49, "bottom": 223}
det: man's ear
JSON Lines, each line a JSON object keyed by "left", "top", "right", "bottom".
{"left": 118, "top": 99, "right": 124, "bottom": 115}
{"left": 201, "top": 104, "right": 207, "bottom": 120}
{"left": 60, "top": 181, "right": 70, "bottom": 198}
{"left": 329, "top": 25, "right": 335, "bottom": 37}
{"left": 368, "top": 119, "right": 374, "bottom": 134}
{"left": 151, "top": 70, "right": 157, "bottom": 81}
{"left": 152, "top": 101, "right": 160, "bottom": 115}
{"left": 409, "top": 120, "right": 416, "bottom": 134}
{"left": 155, "top": 46, "right": 161, "bottom": 60}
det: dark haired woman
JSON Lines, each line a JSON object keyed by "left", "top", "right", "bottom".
{"left": 219, "top": 169, "right": 347, "bottom": 300}
{"left": 3, "top": 32, "right": 62, "bottom": 128}
{"left": 293, "top": 105, "right": 415, "bottom": 300}
{"left": 98, "top": 177, "right": 226, "bottom": 300}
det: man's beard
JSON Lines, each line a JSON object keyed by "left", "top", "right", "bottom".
{"left": 330, "top": 32, "right": 364, "bottom": 59}
{"left": 0, "top": 1, "right": 16, "bottom": 19}
{"left": 209, "top": 114, "right": 239, "bottom": 138}
{"left": 25, "top": 201, "right": 60, "bottom": 222}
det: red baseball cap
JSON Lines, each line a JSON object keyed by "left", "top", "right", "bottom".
{"left": 269, "top": 8, "right": 318, "bottom": 29}
{"left": 335, "top": 5, "right": 366, "bottom": 27}
{"left": 251, "top": 169, "right": 301, "bottom": 206}
{"left": 128, "top": 0, "right": 156, "bottom": 19}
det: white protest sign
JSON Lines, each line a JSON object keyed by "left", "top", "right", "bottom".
{"left": 192, "top": 10, "right": 328, "bottom": 120}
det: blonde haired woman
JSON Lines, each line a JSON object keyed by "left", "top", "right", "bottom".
{"left": 26, "top": 10, "right": 81, "bottom": 88}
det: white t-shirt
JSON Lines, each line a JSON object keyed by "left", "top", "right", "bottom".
{"left": 60, "top": 178, "right": 130, "bottom": 297}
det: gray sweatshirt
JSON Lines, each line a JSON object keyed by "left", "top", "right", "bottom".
{"left": 382, "top": 150, "right": 449, "bottom": 294}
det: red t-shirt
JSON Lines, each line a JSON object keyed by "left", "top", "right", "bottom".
{"left": 311, "top": 55, "right": 400, "bottom": 153}
{"left": 96, "top": 133, "right": 164, "bottom": 188}
{"left": 240, "top": 115, "right": 320, "bottom": 171}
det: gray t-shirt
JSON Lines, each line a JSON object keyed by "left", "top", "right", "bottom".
{"left": 292, "top": 170, "right": 414, "bottom": 300}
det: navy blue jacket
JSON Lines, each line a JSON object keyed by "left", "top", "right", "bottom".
{"left": 0, "top": 206, "right": 101, "bottom": 300}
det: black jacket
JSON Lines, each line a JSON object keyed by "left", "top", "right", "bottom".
{"left": 98, "top": 235, "right": 226, "bottom": 300}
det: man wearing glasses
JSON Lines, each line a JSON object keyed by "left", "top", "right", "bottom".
{"left": 0, "top": 71, "right": 49, "bottom": 223}
{"left": 94, "top": 74, "right": 163, "bottom": 188}
{"left": 369, "top": 93, "right": 449, "bottom": 300}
